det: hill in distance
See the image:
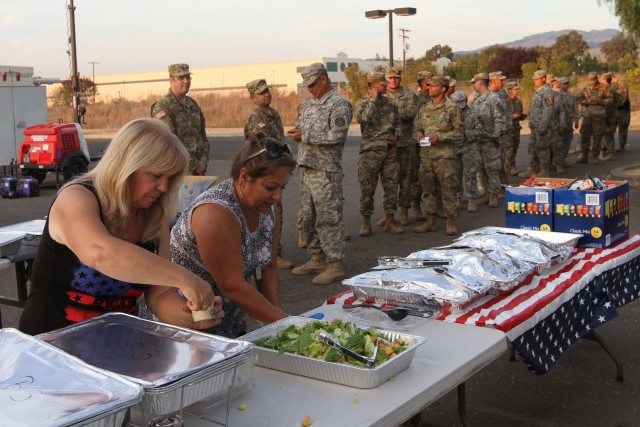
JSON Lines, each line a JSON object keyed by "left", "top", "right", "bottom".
{"left": 454, "top": 28, "right": 620, "bottom": 57}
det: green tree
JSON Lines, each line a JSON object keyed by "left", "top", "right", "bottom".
{"left": 425, "top": 44, "right": 454, "bottom": 61}
{"left": 342, "top": 64, "right": 369, "bottom": 105}
{"left": 50, "top": 77, "right": 97, "bottom": 107}
{"left": 548, "top": 31, "right": 590, "bottom": 75}
{"left": 601, "top": 33, "right": 638, "bottom": 62}
{"left": 443, "top": 53, "right": 479, "bottom": 82}
{"left": 598, "top": 0, "right": 640, "bottom": 40}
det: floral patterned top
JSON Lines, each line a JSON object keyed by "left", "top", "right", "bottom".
{"left": 170, "top": 178, "right": 274, "bottom": 338}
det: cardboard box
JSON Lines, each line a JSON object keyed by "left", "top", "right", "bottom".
{"left": 177, "top": 176, "right": 219, "bottom": 214}
{"left": 505, "top": 178, "right": 575, "bottom": 231}
{"left": 553, "top": 181, "right": 629, "bottom": 248}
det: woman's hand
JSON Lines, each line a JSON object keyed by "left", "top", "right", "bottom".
{"left": 184, "top": 295, "right": 225, "bottom": 330}
{"left": 180, "top": 275, "right": 216, "bottom": 311}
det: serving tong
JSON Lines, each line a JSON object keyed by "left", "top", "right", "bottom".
{"left": 318, "top": 333, "right": 379, "bottom": 368}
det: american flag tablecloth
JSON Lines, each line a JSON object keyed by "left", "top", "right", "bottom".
{"left": 326, "top": 235, "right": 640, "bottom": 374}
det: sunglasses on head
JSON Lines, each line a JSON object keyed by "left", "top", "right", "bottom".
{"left": 244, "top": 142, "right": 292, "bottom": 164}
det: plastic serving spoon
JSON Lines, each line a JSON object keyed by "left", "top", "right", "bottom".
{"left": 342, "top": 303, "right": 410, "bottom": 321}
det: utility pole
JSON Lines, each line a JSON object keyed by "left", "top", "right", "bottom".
{"left": 399, "top": 28, "right": 411, "bottom": 75}
{"left": 68, "top": 0, "right": 81, "bottom": 124}
{"left": 88, "top": 61, "right": 99, "bottom": 104}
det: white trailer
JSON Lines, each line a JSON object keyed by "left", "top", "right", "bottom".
{"left": 0, "top": 65, "right": 48, "bottom": 170}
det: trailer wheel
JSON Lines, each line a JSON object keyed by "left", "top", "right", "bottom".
{"left": 31, "top": 171, "right": 48, "bottom": 184}
{"left": 63, "top": 157, "right": 88, "bottom": 182}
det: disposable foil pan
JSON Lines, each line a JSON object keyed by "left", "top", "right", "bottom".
{"left": 241, "top": 317, "right": 426, "bottom": 389}
{"left": 0, "top": 328, "right": 143, "bottom": 427}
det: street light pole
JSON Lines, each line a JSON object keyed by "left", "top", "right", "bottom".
{"left": 365, "top": 8, "right": 416, "bottom": 68}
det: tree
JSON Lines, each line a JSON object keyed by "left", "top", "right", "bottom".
{"left": 342, "top": 64, "right": 369, "bottom": 105}
{"left": 487, "top": 46, "right": 540, "bottom": 78}
{"left": 601, "top": 33, "right": 638, "bottom": 62}
{"left": 425, "top": 44, "right": 453, "bottom": 61}
{"left": 442, "top": 53, "right": 479, "bottom": 82}
{"left": 598, "top": 0, "right": 640, "bottom": 41}
{"left": 50, "top": 77, "right": 97, "bottom": 107}
{"left": 553, "top": 31, "right": 590, "bottom": 56}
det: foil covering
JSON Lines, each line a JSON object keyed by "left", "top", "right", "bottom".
{"left": 241, "top": 317, "right": 426, "bottom": 389}
{"left": 0, "top": 328, "right": 143, "bottom": 427}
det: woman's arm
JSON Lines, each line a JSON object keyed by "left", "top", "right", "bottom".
{"left": 191, "top": 203, "right": 287, "bottom": 324}
{"left": 48, "top": 185, "right": 215, "bottom": 311}
{"left": 255, "top": 205, "right": 283, "bottom": 308}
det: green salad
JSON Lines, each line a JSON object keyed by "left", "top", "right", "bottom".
{"left": 254, "top": 319, "right": 411, "bottom": 367}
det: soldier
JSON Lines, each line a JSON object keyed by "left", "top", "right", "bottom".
{"left": 465, "top": 73, "right": 505, "bottom": 208}
{"left": 417, "top": 70, "right": 434, "bottom": 105}
{"left": 243, "top": 79, "right": 293, "bottom": 270}
{"left": 412, "top": 76, "right": 464, "bottom": 235}
{"left": 599, "top": 72, "right": 619, "bottom": 161}
{"left": 557, "top": 77, "right": 581, "bottom": 156}
{"left": 288, "top": 63, "right": 352, "bottom": 285}
{"left": 520, "top": 70, "right": 556, "bottom": 177}
{"left": 450, "top": 90, "right": 481, "bottom": 212}
{"left": 152, "top": 64, "right": 209, "bottom": 175}
{"left": 575, "top": 72, "right": 613, "bottom": 164}
{"left": 505, "top": 81, "right": 527, "bottom": 175}
{"left": 549, "top": 78, "right": 568, "bottom": 173}
{"left": 612, "top": 74, "right": 631, "bottom": 152}
{"left": 376, "top": 66, "right": 422, "bottom": 227}
{"left": 354, "top": 72, "right": 403, "bottom": 236}
{"left": 488, "top": 71, "right": 510, "bottom": 187}
{"left": 445, "top": 77, "right": 457, "bottom": 98}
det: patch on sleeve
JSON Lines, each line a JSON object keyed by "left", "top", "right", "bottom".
{"left": 154, "top": 111, "right": 166, "bottom": 119}
{"left": 334, "top": 116, "right": 347, "bottom": 128}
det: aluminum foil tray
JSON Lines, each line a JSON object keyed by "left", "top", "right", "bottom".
{"left": 37, "top": 312, "right": 252, "bottom": 387}
{"left": 471, "top": 226, "right": 580, "bottom": 247}
{"left": 241, "top": 317, "right": 426, "bottom": 389}
{"left": 0, "top": 328, "right": 143, "bottom": 427}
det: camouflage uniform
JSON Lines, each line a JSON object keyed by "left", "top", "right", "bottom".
{"left": 413, "top": 98, "right": 464, "bottom": 219}
{"left": 576, "top": 81, "right": 613, "bottom": 160}
{"left": 355, "top": 95, "right": 402, "bottom": 216}
{"left": 297, "top": 89, "right": 352, "bottom": 262}
{"left": 505, "top": 95, "right": 524, "bottom": 172}
{"left": 152, "top": 91, "right": 209, "bottom": 175}
{"left": 550, "top": 88, "right": 568, "bottom": 168}
{"left": 458, "top": 106, "right": 481, "bottom": 199}
{"left": 386, "top": 87, "right": 421, "bottom": 209}
{"left": 559, "top": 88, "right": 580, "bottom": 153}
{"left": 465, "top": 91, "right": 505, "bottom": 195}
{"left": 613, "top": 80, "right": 630, "bottom": 150}
{"left": 243, "top": 105, "right": 285, "bottom": 142}
{"left": 527, "top": 84, "right": 556, "bottom": 172}
{"left": 601, "top": 81, "right": 620, "bottom": 155}
{"left": 492, "top": 89, "right": 511, "bottom": 178}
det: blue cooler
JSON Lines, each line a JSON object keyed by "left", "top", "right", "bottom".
{"left": 16, "top": 176, "right": 40, "bottom": 198}
{"left": 1, "top": 175, "right": 18, "bottom": 198}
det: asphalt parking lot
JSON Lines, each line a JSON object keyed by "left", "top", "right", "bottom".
{"left": 1, "top": 127, "right": 639, "bottom": 426}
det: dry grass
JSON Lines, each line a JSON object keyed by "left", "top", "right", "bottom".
{"left": 48, "top": 88, "right": 308, "bottom": 130}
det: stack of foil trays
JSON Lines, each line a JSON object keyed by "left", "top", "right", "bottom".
{"left": 344, "top": 227, "right": 576, "bottom": 312}
{"left": 38, "top": 313, "right": 254, "bottom": 426}
{"left": 1, "top": 328, "right": 143, "bottom": 427}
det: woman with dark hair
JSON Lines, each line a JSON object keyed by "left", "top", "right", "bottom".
{"left": 19, "top": 118, "right": 223, "bottom": 335}
{"left": 170, "top": 135, "right": 297, "bottom": 338}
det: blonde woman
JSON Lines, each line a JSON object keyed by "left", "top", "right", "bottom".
{"left": 19, "top": 118, "right": 222, "bottom": 335}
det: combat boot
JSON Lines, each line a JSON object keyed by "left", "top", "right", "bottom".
{"left": 488, "top": 192, "right": 498, "bottom": 208}
{"left": 376, "top": 216, "right": 387, "bottom": 227}
{"left": 446, "top": 218, "right": 458, "bottom": 236}
{"left": 467, "top": 198, "right": 477, "bottom": 213}
{"left": 539, "top": 168, "right": 550, "bottom": 177}
{"left": 298, "top": 230, "right": 307, "bottom": 248}
{"left": 517, "top": 166, "right": 537, "bottom": 178}
{"left": 384, "top": 214, "right": 404, "bottom": 234}
{"left": 292, "top": 253, "right": 326, "bottom": 275}
{"left": 509, "top": 166, "right": 521, "bottom": 176}
{"left": 477, "top": 193, "right": 489, "bottom": 205}
{"left": 277, "top": 256, "right": 294, "bottom": 270}
{"left": 588, "top": 155, "right": 599, "bottom": 165}
{"left": 413, "top": 215, "right": 438, "bottom": 233}
{"left": 575, "top": 153, "right": 587, "bottom": 164}
{"left": 556, "top": 164, "right": 565, "bottom": 174}
{"left": 312, "top": 261, "right": 345, "bottom": 285}
{"left": 399, "top": 207, "right": 409, "bottom": 226}
{"left": 412, "top": 204, "right": 426, "bottom": 221}
{"left": 359, "top": 216, "right": 372, "bottom": 237}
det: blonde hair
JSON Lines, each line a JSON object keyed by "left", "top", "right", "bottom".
{"left": 67, "top": 118, "right": 188, "bottom": 242}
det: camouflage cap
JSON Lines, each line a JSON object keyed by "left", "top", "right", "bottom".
{"left": 246, "top": 79, "right": 269, "bottom": 95}
{"left": 587, "top": 71, "right": 598, "bottom": 82}
{"left": 601, "top": 72, "right": 613, "bottom": 80}
{"left": 367, "top": 72, "right": 388, "bottom": 85}
{"left": 506, "top": 81, "right": 519, "bottom": 90}
{"left": 470, "top": 72, "right": 489, "bottom": 83}
{"left": 417, "top": 70, "right": 434, "bottom": 82}
{"left": 168, "top": 63, "right": 191, "bottom": 77}
{"left": 547, "top": 74, "right": 556, "bottom": 82}
{"left": 385, "top": 67, "right": 401, "bottom": 78}
{"left": 532, "top": 69, "right": 547, "bottom": 80}
{"left": 449, "top": 90, "right": 467, "bottom": 106}
{"left": 448, "top": 78, "right": 457, "bottom": 86}
{"left": 489, "top": 71, "right": 506, "bottom": 80}
{"left": 558, "top": 76, "right": 570, "bottom": 85}
{"left": 428, "top": 75, "right": 448, "bottom": 87}
{"left": 301, "top": 62, "right": 328, "bottom": 86}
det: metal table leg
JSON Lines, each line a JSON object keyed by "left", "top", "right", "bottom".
{"left": 584, "top": 330, "right": 624, "bottom": 382}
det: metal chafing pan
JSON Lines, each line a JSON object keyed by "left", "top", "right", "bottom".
{"left": 241, "top": 317, "right": 426, "bottom": 389}
{"left": 37, "top": 313, "right": 254, "bottom": 425}
{"left": 0, "top": 328, "right": 143, "bottom": 427}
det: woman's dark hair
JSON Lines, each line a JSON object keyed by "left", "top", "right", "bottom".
{"left": 230, "top": 133, "right": 297, "bottom": 179}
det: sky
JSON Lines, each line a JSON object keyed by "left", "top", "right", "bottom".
{"left": 1, "top": 0, "right": 621, "bottom": 79}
